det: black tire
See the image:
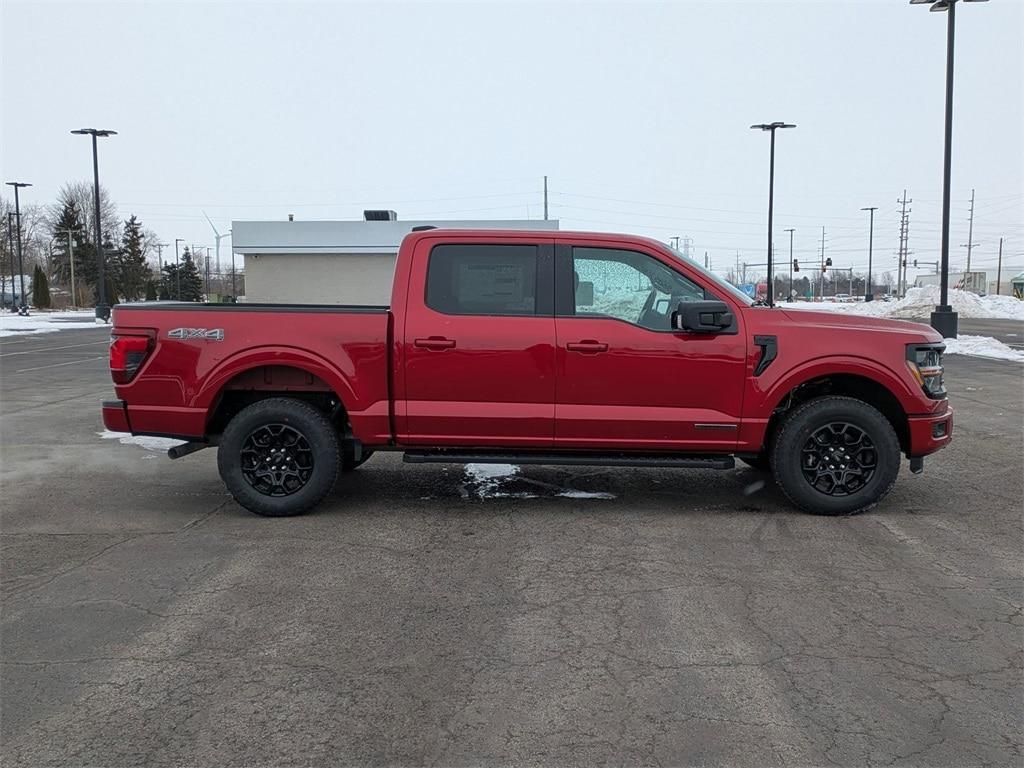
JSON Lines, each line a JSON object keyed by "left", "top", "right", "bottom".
{"left": 770, "top": 395, "right": 900, "bottom": 516}
{"left": 342, "top": 449, "right": 374, "bottom": 472}
{"left": 739, "top": 455, "right": 771, "bottom": 472}
{"left": 217, "top": 397, "right": 340, "bottom": 517}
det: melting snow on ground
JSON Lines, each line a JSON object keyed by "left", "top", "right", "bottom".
{"left": 0, "top": 310, "right": 105, "bottom": 337}
{"left": 941, "top": 335, "right": 1024, "bottom": 362}
{"left": 463, "top": 463, "right": 615, "bottom": 500}
{"left": 98, "top": 430, "right": 184, "bottom": 452}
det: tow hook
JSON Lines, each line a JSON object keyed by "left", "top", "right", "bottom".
{"left": 909, "top": 456, "right": 924, "bottom": 474}
{"left": 168, "top": 441, "right": 209, "bottom": 460}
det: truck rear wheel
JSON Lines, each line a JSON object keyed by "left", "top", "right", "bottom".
{"left": 218, "top": 398, "right": 340, "bottom": 517}
{"left": 770, "top": 396, "right": 900, "bottom": 515}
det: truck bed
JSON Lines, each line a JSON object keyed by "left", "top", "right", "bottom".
{"left": 109, "top": 302, "right": 393, "bottom": 442}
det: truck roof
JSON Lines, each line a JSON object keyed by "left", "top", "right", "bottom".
{"left": 401, "top": 228, "right": 671, "bottom": 252}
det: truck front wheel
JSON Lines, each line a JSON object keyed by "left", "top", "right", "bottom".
{"left": 770, "top": 396, "right": 901, "bottom": 515}
{"left": 218, "top": 398, "right": 340, "bottom": 517}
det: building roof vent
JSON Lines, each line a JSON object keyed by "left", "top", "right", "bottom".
{"left": 363, "top": 209, "right": 397, "bottom": 221}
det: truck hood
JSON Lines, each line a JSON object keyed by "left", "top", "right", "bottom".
{"left": 780, "top": 309, "right": 943, "bottom": 341}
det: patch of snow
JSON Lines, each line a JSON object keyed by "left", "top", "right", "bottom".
{"left": 785, "top": 287, "right": 1024, "bottom": 321}
{"left": 98, "top": 430, "right": 184, "bottom": 452}
{"left": 556, "top": 490, "right": 616, "bottom": 499}
{"left": 464, "top": 463, "right": 520, "bottom": 498}
{"left": 940, "top": 335, "right": 1024, "bottom": 362}
{"left": 0, "top": 310, "right": 105, "bottom": 337}
{"left": 462, "top": 463, "right": 616, "bottom": 500}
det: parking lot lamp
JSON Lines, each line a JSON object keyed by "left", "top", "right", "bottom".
{"left": 910, "top": 0, "right": 987, "bottom": 338}
{"left": 750, "top": 122, "right": 796, "bottom": 307}
{"left": 861, "top": 207, "right": 878, "bottom": 301}
{"left": 70, "top": 128, "right": 117, "bottom": 322}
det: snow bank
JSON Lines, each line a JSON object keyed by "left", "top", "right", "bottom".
{"left": 941, "top": 335, "right": 1024, "bottom": 362}
{"left": 786, "top": 287, "right": 1024, "bottom": 321}
{"left": 0, "top": 310, "right": 104, "bottom": 337}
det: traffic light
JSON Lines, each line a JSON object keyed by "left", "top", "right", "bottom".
{"left": 825, "top": 258, "right": 833, "bottom": 266}
{"left": 913, "top": 259, "right": 918, "bottom": 267}
{"left": 793, "top": 259, "right": 799, "bottom": 272}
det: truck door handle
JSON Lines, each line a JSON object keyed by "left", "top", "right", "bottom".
{"left": 414, "top": 337, "right": 456, "bottom": 350}
{"left": 566, "top": 340, "right": 608, "bottom": 354}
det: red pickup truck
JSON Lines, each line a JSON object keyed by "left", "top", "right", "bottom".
{"left": 102, "top": 229, "right": 952, "bottom": 517}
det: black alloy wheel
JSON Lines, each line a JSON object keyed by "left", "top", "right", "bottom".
{"left": 240, "top": 423, "right": 315, "bottom": 497}
{"left": 799, "top": 422, "right": 877, "bottom": 496}
{"left": 771, "top": 396, "right": 900, "bottom": 516}
{"left": 218, "top": 398, "right": 340, "bottom": 517}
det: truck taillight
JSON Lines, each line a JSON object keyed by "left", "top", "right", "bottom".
{"left": 110, "top": 334, "right": 153, "bottom": 384}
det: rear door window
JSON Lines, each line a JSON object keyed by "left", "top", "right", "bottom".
{"left": 426, "top": 244, "right": 539, "bottom": 316}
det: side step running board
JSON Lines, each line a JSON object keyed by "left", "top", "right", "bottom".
{"left": 403, "top": 451, "right": 735, "bottom": 470}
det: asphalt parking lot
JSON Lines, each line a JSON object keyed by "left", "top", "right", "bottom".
{"left": 1, "top": 325, "right": 1022, "bottom": 767}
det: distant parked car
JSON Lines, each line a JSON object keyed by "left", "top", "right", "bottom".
{"left": 834, "top": 293, "right": 852, "bottom": 303}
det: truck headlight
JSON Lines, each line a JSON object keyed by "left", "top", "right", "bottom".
{"left": 906, "top": 344, "right": 946, "bottom": 399}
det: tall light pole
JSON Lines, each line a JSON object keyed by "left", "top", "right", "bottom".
{"left": 5, "top": 182, "right": 31, "bottom": 315}
{"left": 910, "top": 0, "right": 987, "bottom": 338}
{"left": 750, "top": 122, "right": 796, "bottom": 307}
{"left": 861, "top": 207, "right": 878, "bottom": 301}
{"left": 784, "top": 228, "right": 795, "bottom": 301}
{"left": 71, "top": 128, "right": 117, "bottom": 322}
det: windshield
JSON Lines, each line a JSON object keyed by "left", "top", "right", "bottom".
{"left": 662, "top": 246, "right": 755, "bottom": 306}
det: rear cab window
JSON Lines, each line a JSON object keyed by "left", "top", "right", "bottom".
{"left": 425, "top": 243, "right": 543, "bottom": 316}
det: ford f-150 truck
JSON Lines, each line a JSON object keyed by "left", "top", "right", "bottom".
{"left": 102, "top": 229, "right": 952, "bottom": 517}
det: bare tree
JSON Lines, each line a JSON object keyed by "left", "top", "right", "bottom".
{"left": 48, "top": 181, "right": 120, "bottom": 249}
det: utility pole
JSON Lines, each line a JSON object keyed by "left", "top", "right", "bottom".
{"left": 785, "top": 228, "right": 795, "bottom": 300}
{"left": 174, "top": 238, "right": 184, "bottom": 300}
{"left": 5, "top": 181, "right": 31, "bottom": 315}
{"left": 204, "top": 247, "right": 211, "bottom": 298}
{"left": 963, "top": 188, "right": 976, "bottom": 273}
{"left": 897, "top": 191, "right": 911, "bottom": 298}
{"left": 819, "top": 226, "right": 826, "bottom": 300}
{"left": 543, "top": 176, "right": 549, "bottom": 221}
{"left": 154, "top": 242, "right": 167, "bottom": 272}
{"left": 59, "top": 228, "right": 81, "bottom": 309}
{"left": 682, "top": 236, "right": 692, "bottom": 260}
{"left": 6, "top": 213, "right": 16, "bottom": 312}
{"left": 704, "top": 251, "right": 709, "bottom": 269}
{"left": 5, "top": 214, "right": 16, "bottom": 312}
{"left": 995, "top": 236, "right": 1003, "bottom": 295}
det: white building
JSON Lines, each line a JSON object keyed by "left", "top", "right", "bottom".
{"left": 231, "top": 214, "right": 559, "bottom": 305}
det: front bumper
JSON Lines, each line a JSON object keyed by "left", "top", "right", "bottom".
{"left": 907, "top": 405, "right": 953, "bottom": 457}
{"left": 102, "top": 399, "right": 131, "bottom": 433}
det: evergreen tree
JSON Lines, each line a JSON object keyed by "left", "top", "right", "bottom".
{"left": 177, "top": 247, "right": 204, "bottom": 301}
{"left": 49, "top": 200, "right": 92, "bottom": 290}
{"left": 32, "top": 265, "right": 51, "bottom": 308}
{"left": 117, "top": 215, "right": 151, "bottom": 301}
{"left": 144, "top": 279, "right": 158, "bottom": 301}
{"left": 161, "top": 262, "right": 179, "bottom": 300}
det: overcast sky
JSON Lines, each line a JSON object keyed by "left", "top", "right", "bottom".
{"left": 2, "top": 0, "right": 1022, "bottom": 280}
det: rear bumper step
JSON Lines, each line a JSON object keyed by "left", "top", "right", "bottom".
{"left": 403, "top": 451, "right": 735, "bottom": 470}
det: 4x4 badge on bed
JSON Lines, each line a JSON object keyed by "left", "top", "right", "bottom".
{"left": 168, "top": 328, "right": 225, "bottom": 341}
